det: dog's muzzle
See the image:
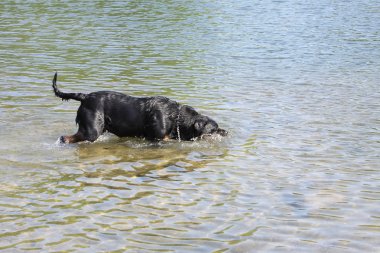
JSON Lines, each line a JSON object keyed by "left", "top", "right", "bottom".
{"left": 216, "top": 128, "right": 228, "bottom": 136}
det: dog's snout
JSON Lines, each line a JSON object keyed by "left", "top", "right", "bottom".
{"left": 217, "top": 128, "right": 228, "bottom": 136}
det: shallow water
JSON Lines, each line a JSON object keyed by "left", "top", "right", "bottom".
{"left": 1, "top": 1, "right": 379, "bottom": 252}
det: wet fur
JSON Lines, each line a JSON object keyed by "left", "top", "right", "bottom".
{"left": 52, "top": 73, "right": 227, "bottom": 143}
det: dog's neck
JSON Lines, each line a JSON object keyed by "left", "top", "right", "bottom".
{"left": 176, "top": 105, "right": 201, "bottom": 141}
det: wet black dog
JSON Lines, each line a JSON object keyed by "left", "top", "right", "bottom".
{"left": 52, "top": 73, "right": 227, "bottom": 143}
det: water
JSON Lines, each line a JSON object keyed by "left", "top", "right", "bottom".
{"left": 1, "top": 1, "right": 379, "bottom": 252}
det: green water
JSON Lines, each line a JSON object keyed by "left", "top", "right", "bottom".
{"left": 1, "top": 1, "right": 379, "bottom": 252}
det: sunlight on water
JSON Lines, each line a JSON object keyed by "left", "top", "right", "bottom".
{"left": 0, "top": 0, "right": 379, "bottom": 252}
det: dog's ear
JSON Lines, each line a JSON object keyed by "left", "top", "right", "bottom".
{"left": 194, "top": 119, "right": 205, "bottom": 132}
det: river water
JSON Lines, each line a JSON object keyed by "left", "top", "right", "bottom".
{"left": 0, "top": 1, "right": 379, "bottom": 252}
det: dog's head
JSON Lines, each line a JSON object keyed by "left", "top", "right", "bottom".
{"left": 193, "top": 116, "right": 228, "bottom": 139}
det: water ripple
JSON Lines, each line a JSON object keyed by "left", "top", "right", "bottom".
{"left": 1, "top": 0, "right": 380, "bottom": 252}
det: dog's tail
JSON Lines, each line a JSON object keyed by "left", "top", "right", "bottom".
{"left": 52, "top": 72, "right": 87, "bottom": 102}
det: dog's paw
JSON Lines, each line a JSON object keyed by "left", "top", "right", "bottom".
{"left": 58, "top": 136, "right": 67, "bottom": 144}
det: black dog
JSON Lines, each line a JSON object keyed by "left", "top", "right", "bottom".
{"left": 52, "top": 73, "right": 227, "bottom": 143}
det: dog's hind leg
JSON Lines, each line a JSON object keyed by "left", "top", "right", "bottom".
{"left": 60, "top": 106, "right": 105, "bottom": 144}
{"left": 60, "top": 132, "right": 86, "bottom": 144}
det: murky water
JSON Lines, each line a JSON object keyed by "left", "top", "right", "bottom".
{"left": 1, "top": 1, "right": 379, "bottom": 252}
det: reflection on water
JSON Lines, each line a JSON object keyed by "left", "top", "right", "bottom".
{"left": 76, "top": 135, "right": 229, "bottom": 179}
{"left": 1, "top": 0, "right": 380, "bottom": 252}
